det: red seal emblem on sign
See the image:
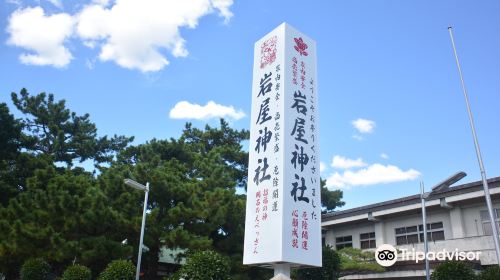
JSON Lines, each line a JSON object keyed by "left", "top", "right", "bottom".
{"left": 260, "top": 36, "right": 277, "bottom": 69}
{"left": 294, "top": 37, "right": 308, "bottom": 56}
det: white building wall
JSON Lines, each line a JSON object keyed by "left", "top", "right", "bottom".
{"left": 324, "top": 229, "right": 335, "bottom": 245}
{"left": 460, "top": 202, "right": 500, "bottom": 237}
{"left": 449, "top": 206, "right": 465, "bottom": 238}
{"left": 381, "top": 210, "right": 452, "bottom": 245}
{"left": 374, "top": 221, "right": 385, "bottom": 246}
{"left": 461, "top": 203, "right": 483, "bottom": 237}
{"left": 329, "top": 222, "right": 375, "bottom": 249}
{"left": 323, "top": 200, "right": 500, "bottom": 265}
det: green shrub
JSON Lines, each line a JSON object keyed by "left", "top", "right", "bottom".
{"left": 98, "top": 260, "right": 135, "bottom": 280}
{"left": 339, "top": 247, "right": 384, "bottom": 273}
{"left": 431, "top": 261, "right": 477, "bottom": 280}
{"left": 62, "top": 264, "right": 91, "bottom": 280}
{"left": 20, "top": 258, "right": 51, "bottom": 280}
{"left": 167, "top": 250, "right": 230, "bottom": 280}
{"left": 479, "top": 266, "right": 500, "bottom": 280}
{"left": 294, "top": 245, "right": 341, "bottom": 280}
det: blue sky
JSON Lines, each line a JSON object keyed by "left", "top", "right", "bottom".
{"left": 1, "top": 0, "right": 499, "bottom": 209}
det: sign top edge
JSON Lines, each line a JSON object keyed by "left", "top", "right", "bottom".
{"left": 254, "top": 22, "right": 316, "bottom": 45}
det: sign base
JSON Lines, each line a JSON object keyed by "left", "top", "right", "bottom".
{"left": 270, "top": 273, "right": 292, "bottom": 280}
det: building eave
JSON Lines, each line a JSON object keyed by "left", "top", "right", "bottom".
{"left": 322, "top": 176, "right": 500, "bottom": 226}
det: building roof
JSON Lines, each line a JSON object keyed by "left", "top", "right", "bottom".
{"left": 322, "top": 176, "right": 500, "bottom": 222}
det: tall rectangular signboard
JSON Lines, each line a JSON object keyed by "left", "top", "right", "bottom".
{"left": 243, "top": 23, "right": 321, "bottom": 267}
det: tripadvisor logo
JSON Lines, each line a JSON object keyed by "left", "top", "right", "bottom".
{"left": 375, "top": 244, "right": 398, "bottom": 267}
{"left": 375, "top": 244, "right": 482, "bottom": 267}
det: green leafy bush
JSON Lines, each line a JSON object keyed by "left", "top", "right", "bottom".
{"left": 339, "top": 247, "right": 384, "bottom": 273}
{"left": 294, "top": 245, "right": 341, "bottom": 280}
{"left": 62, "top": 264, "right": 92, "bottom": 280}
{"left": 167, "top": 250, "right": 230, "bottom": 280}
{"left": 98, "top": 260, "right": 135, "bottom": 280}
{"left": 479, "top": 266, "right": 500, "bottom": 280}
{"left": 20, "top": 258, "right": 51, "bottom": 280}
{"left": 431, "top": 261, "right": 477, "bottom": 280}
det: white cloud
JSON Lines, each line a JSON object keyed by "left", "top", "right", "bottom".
{"left": 325, "top": 164, "right": 420, "bottom": 190}
{"left": 92, "top": 0, "right": 111, "bottom": 6}
{"left": 352, "top": 135, "right": 363, "bottom": 141}
{"left": 76, "top": 0, "right": 234, "bottom": 72}
{"left": 352, "top": 118, "right": 375, "bottom": 134}
{"left": 6, "top": 1, "right": 233, "bottom": 70}
{"left": 331, "top": 155, "right": 367, "bottom": 169}
{"left": 380, "top": 153, "right": 389, "bottom": 159}
{"left": 6, "top": 0, "right": 22, "bottom": 6}
{"left": 212, "top": 0, "right": 233, "bottom": 23}
{"left": 320, "top": 162, "right": 326, "bottom": 173}
{"left": 6, "top": 7, "right": 74, "bottom": 67}
{"left": 169, "top": 101, "right": 245, "bottom": 120}
{"left": 47, "top": 0, "right": 63, "bottom": 9}
{"left": 85, "top": 58, "right": 96, "bottom": 69}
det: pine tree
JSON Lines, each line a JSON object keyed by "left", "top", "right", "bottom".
{"left": 0, "top": 90, "right": 134, "bottom": 278}
{"left": 0, "top": 90, "right": 346, "bottom": 279}
{"left": 321, "top": 178, "right": 346, "bottom": 213}
{"left": 11, "top": 88, "right": 133, "bottom": 168}
{"left": 0, "top": 167, "right": 134, "bottom": 277}
{"left": 100, "top": 120, "right": 250, "bottom": 278}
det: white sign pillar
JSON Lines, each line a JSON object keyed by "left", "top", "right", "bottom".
{"left": 243, "top": 23, "right": 321, "bottom": 270}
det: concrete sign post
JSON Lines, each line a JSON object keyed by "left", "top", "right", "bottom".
{"left": 243, "top": 23, "right": 321, "bottom": 276}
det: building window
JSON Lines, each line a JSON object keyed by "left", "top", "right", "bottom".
{"left": 395, "top": 226, "right": 418, "bottom": 245}
{"left": 419, "top": 222, "right": 445, "bottom": 242}
{"left": 395, "top": 222, "right": 444, "bottom": 245}
{"left": 480, "top": 209, "right": 500, "bottom": 235}
{"left": 336, "top": 235, "right": 352, "bottom": 250}
{"left": 360, "top": 232, "right": 376, "bottom": 249}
